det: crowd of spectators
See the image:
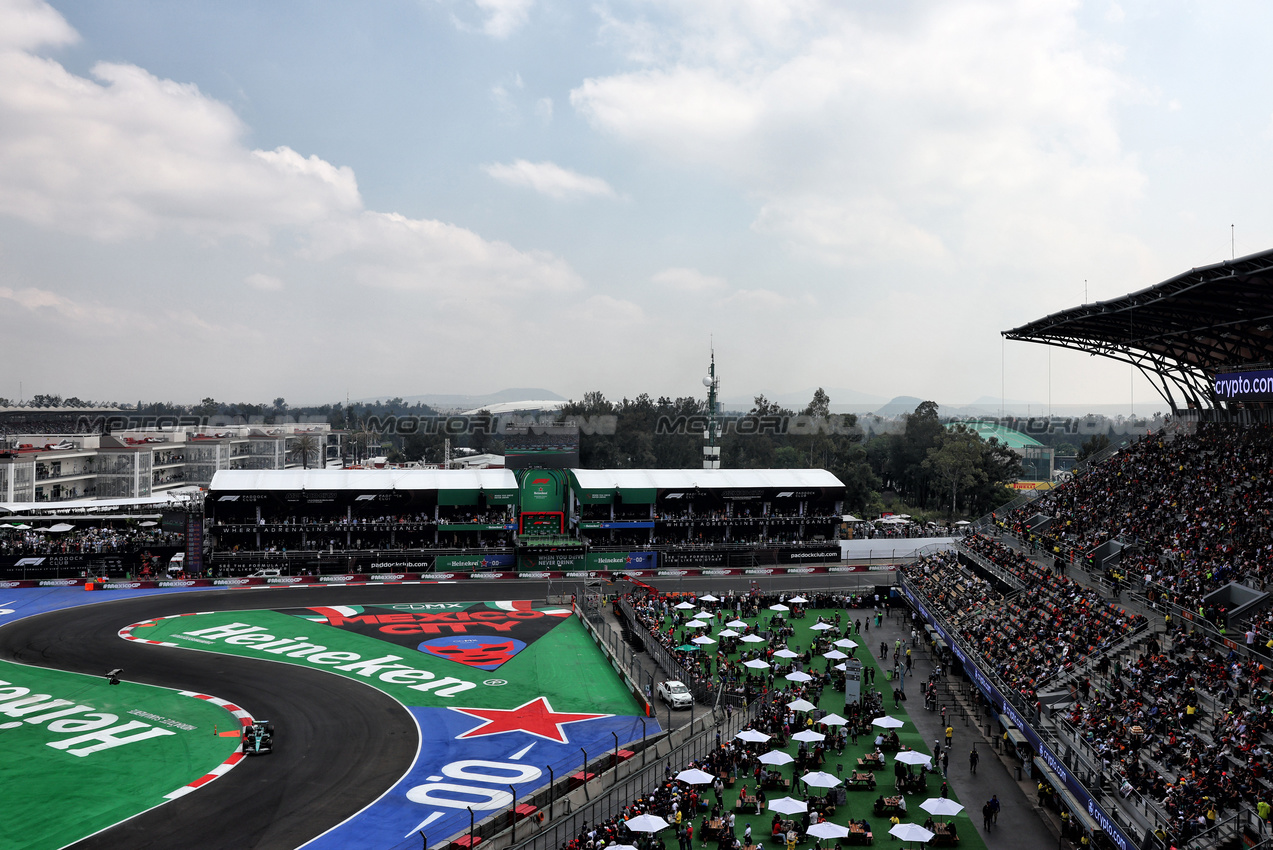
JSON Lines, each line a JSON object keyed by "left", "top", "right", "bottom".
{"left": 0, "top": 524, "right": 183, "bottom": 556}
{"left": 1061, "top": 625, "right": 1273, "bottom": 845}
{"left": 1006, "top": 424, "right": 1273, "bottom": 631}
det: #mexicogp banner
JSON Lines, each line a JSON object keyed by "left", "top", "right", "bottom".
{"left": 122, "top": 601, "right": 655, "bottom": 848}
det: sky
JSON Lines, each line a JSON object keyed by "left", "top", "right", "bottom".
{"left": 2, "top": 0, "right": 1272, "bottom": 413}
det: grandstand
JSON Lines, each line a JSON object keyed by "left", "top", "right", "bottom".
{"left": 893, "top": 251, "right": 1273, "bottom": 850}
{"left": 203, "top": 466, "right": 846, "bottom": 575}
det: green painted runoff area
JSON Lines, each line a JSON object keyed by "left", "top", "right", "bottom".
{"left": 0, "top": 660, "right": 242, "bottom": 850}
{"left": 139, "top": 605, "right": 644, "bottom": 714}
{"left": 655, "top": 605, "right": 987, "bottom": 850}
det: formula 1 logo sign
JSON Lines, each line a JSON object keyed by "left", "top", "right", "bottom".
{"left": 287, "top": 601, "right": 573, "bottom": 671}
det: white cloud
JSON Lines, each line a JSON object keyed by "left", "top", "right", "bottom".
{"left": 483, "top": 159, "right": 618, "bottom": 200}
{"left": 303, "top": 211, "right": 583, "bottom": 298}
{"left": 245, "top": 272, "right": 284, "bottom": 291}
{"left": 651, "top": 267, "right": 727, "bottom": 292}
{"left": 0, "top": 0, "right": 76, "bottom": 51}
{"left": 0, "top": 1, "right": 584, "bottom": 308}
{"left": 571, "top": 1, "right": 1144, "bottom": 271}
{"left": 0, "top": 52, "right": 361, "bottom": 241}
{"left": 564, "top": 293, "right": 646, "bottom": 325}
{"left": 534, "top": 96, "right": 553, "bottom": 124}
{"left": 475, "top": 0, "right": 533, "bottom": 38}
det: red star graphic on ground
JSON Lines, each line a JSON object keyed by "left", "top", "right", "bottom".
{"left": 450, "top": 697, "right": 610, "bottom": 743}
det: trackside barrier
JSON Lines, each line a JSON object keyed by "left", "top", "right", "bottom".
{"left": 0, "top": 563, "right": 903, "bottom": 590}
{"left": 573, "top": 600, "right": 656, "bottom": 717}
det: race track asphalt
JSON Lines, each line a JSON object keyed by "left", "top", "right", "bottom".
{"left": 0, "top": 583, "right": 546, "bottom": 850}
{"left": 0, "top": 575, "right": 840, "bottom": 850}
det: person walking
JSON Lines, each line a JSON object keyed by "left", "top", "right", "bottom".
{"left": 969, "top": 745, "right": 979, "bottom": 775}
{"left": 982, "top": 800, "right": 993, "bottom": 832}
{"left": 941, "top": 749, "right": 949, "bottom": 777}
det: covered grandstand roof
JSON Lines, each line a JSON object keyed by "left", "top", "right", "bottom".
{"left": 209, "top": 468, "right": 517, "bottom": 492}
{"left": 1003, "top": 247, "right": 1273, "bottom": 412}
{"left": 569, "top": 468, "right": 843, "bottom": 492}
{"left": 949, "top": 421, "right": 1044, "bottom": 449}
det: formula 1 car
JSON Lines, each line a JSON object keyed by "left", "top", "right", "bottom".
{"left": 241, "top": 720, "right": 274, "bottom": 755}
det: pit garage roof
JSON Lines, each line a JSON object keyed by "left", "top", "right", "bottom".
{"left": 209, "top": 468, "right": 517, "bottom": 493}
{"left": 568, "top": 468, "right": 844, "bottom": 504}
{"left": 1003, "top": 247, "right": 1273, "bottom": 411}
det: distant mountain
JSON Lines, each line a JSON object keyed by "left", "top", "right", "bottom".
{"left": 872, "top": 396, "right": 927, "bottom": 417}
{"left": 357, "top": 388, "right": 565, "bottom": 411}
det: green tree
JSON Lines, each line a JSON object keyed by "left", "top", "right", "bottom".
{"left": 923, "top": 425, "right": 985, "bottom": 517}
{"left": 1078, "top": 433, "right": 1111, "bottom": 461}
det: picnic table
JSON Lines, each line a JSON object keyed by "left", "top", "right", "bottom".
{"left": 847, "top": 771, "right": 877, "bottom": 789}
{"left": 857, "top": 754, "right": 885, "bottom": 771}
{"left": 846, "top": 822, "right": 873, "bottom": 845}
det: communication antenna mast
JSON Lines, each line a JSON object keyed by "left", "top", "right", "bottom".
{"left": 702, "top": 345, "right": 721, "bottom": 469}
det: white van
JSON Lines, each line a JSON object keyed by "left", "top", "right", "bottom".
{"left": 167, "top": 552, "right": 185, "bottom": 574}
{"left": 249, "top": 568, "right": 282, "bottom": 578}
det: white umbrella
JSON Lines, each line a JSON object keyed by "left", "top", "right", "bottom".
{"left": 609, "top": 845, "right": 640, "bottom": 850}
{"left": 691, "top": 636, "right": 716, "bottom": 645}
{"left": 834, "top": 639, "right": 858, "bottom": 649}
{"left": 676, "top": 768, "right": 716, "bottom": 785}
{"left": 786, "top": 698, "right": 817, "bottom": 712}
{"left": 685, "top": 620, "right": 708, "bottom": 629}
{"left": 801, "top": 771, "right": 842, "bottom": 788}
{"left": 696, "top": 610, "right": 715, "bottom": 620}
{"left": 717, "top": 629, "right": 740, "bottom": 638}
{"left": 758, "top": 750, "right": 794, "bottom": 766}
{"left": 810, "top": 622, "right": 834, "bottom": 631}
{"left": 11, "top": 523, "right": 31, "bottom": 530}
{"left": 919, "top": 798, "right": 965, "bottom": 818}
{"left": 774, "top": 648, "right": 799, "bottom": 659}
{"left": 744, "top": 659, "right": 771, "bottom": 669}
{"left": 770, "top": 603, "right": 790, "bottom": 612}
{"left": 819, "top": 713, "right": 848, "bottom": 726}
{"left": 833, "top": 664, "right": 847, "bottom": 672}
{"left": 676, "top": 601, "right": 696, "bottom": 609}
{"left": 138, "top": 520, "right": 159, "bottom": 527}
{"left": 806, "top": 822, "right": 849, "bottom": 840}
{"left": 823, "top": 650, "right": 848, "bottom": 660}
{"left": 727, "top": 619, "right": 749, "bottom": 628}
{"left": 741, "top": 634, "right": 765, "bottom": 643}
{"left": 894, "top": 751, "right": 933, "bottom": 766}
{"left": 792, "top": 730, "right": 825, "bottom": 743}
{"left": 625, "top": 814, "right": 670, "bottom": 833}
{"left": 888, "top": 823, "right": 934, "bottom": 844}
{"left": 872, "top": 715, "right": 905, "bottom": 729}
{"left": 700, "top": 594, "right": 720, "bottom": 602}
{"left": 767, "top": 797, "right": 808, "bottom": 815}
{"left": 736, "top": 729, "right": 772, "bottom": 743}
{"left": 789, "top": 595, "right": 809, "bottom": 604}
{"left": 47, "top": 523, "right": 75, "bottom": 532}
{"left": 786, "top": 671, "right": 813, "bottom": 683}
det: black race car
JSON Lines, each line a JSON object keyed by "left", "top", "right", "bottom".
{"left": 241, "top": 720, "right": 274, "bottom": 755}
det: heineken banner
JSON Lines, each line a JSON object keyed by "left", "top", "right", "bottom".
{"left": 433, "top": 553, "right": 516, "bottom": 571}
{"left": 585, "top": 551, "right": 657, "bottom": 570}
